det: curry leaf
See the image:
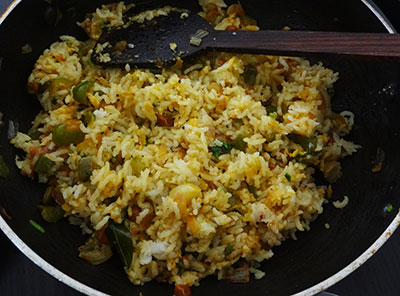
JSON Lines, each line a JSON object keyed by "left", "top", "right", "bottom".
{"left": 106, "top": 220, "right": 133, "bottom": 268}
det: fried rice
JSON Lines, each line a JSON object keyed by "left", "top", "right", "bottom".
{"left": 11, "top": 0, "right": 359, "bottom": 289}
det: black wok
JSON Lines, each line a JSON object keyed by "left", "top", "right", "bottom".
{"left": 0, "top": 0, "right": 399, "bottom": 295}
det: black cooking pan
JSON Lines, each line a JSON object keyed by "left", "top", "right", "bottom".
{"left": 0, "top": 0, "right": 399, "bottom": 295}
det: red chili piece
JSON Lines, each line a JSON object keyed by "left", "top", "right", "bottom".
{"left": 157, "top": 115, "right": 174, "bottom": 127}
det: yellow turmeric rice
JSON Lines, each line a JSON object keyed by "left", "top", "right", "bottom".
{"left": 11, "top": 0, "right": 359, "bottom": 288}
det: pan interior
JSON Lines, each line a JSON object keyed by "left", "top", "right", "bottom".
{"left": 0, "top": 1, "right": 399, "bottom": 295}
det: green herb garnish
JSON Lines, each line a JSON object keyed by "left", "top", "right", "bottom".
{"left": 265, "top": 105, "right": 277, "bottom": 114}
{"left": 224, "top": 242, "right": 234, "bottom": 256}
{"left": 211, "top": 141, "right": 235, "bottom": 160}
{"left": 29, "top": 219, "right": 45, "bottom": 233}
{"left": 211, "top": 146, "right": 221, "bottom": 159}
{"left": 106, "top": 220, "right": 133, "bottom": 268}
{"left": 269, "top": 112, "right": 277, "bottom": 119}
{"left": 284, "top": 173, "right": 291, "bottom": 182}
{"left": 385, "top": 204, "right": 394, "bottom": 213}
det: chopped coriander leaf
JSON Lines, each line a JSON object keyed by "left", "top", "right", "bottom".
{"left": 269, "top": 112, "right": 277, "bottom": 119}
{"left": 284, "top": 173, "right": 291, "bottom": 182}
{"left": 29, "top": 219, "right": 45, "bottom": 233}
{"left": 210, "top": 141, "right": 235, "bottom": 160}
{"left": 211, "top": 146, "right": 221, "bottom": 159}
{"left": 265, "top": 105, "right": 277, "bottom": 114}
{"left": 224, "top": 242, "right": 234, "bottom": 256}
{"left": 385, "top": 204, "right": 393, "bottom": 213}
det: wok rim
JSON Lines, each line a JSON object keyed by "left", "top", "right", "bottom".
{"left": 0, "top": 1, "right": 398, "bottom": 295}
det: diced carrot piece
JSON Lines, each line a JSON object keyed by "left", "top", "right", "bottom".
{"left": 174, "top": 285, "right": 192, "bottom": 296}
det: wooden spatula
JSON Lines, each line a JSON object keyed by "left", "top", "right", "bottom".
{"left": 92, "top": 9, "right": 400, "bottom": 68}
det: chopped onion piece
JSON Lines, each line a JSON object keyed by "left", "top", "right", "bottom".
{"left": 21, "top": 44, "right": 32, "bottom": 54}
{"left": 189, "top": 29, "right": 209, "bottom": 46}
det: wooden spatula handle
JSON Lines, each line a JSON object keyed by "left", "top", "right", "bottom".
{"left": 204, "top": 30, "right": 400, "bottom": 59}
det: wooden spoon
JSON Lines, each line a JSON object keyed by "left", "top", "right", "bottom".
{"left": 92, "top": 9, "right": 400, "bottom": 68}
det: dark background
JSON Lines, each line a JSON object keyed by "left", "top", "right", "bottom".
{"left": 1, "top": 0, "right": 400, "bottom": 295}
